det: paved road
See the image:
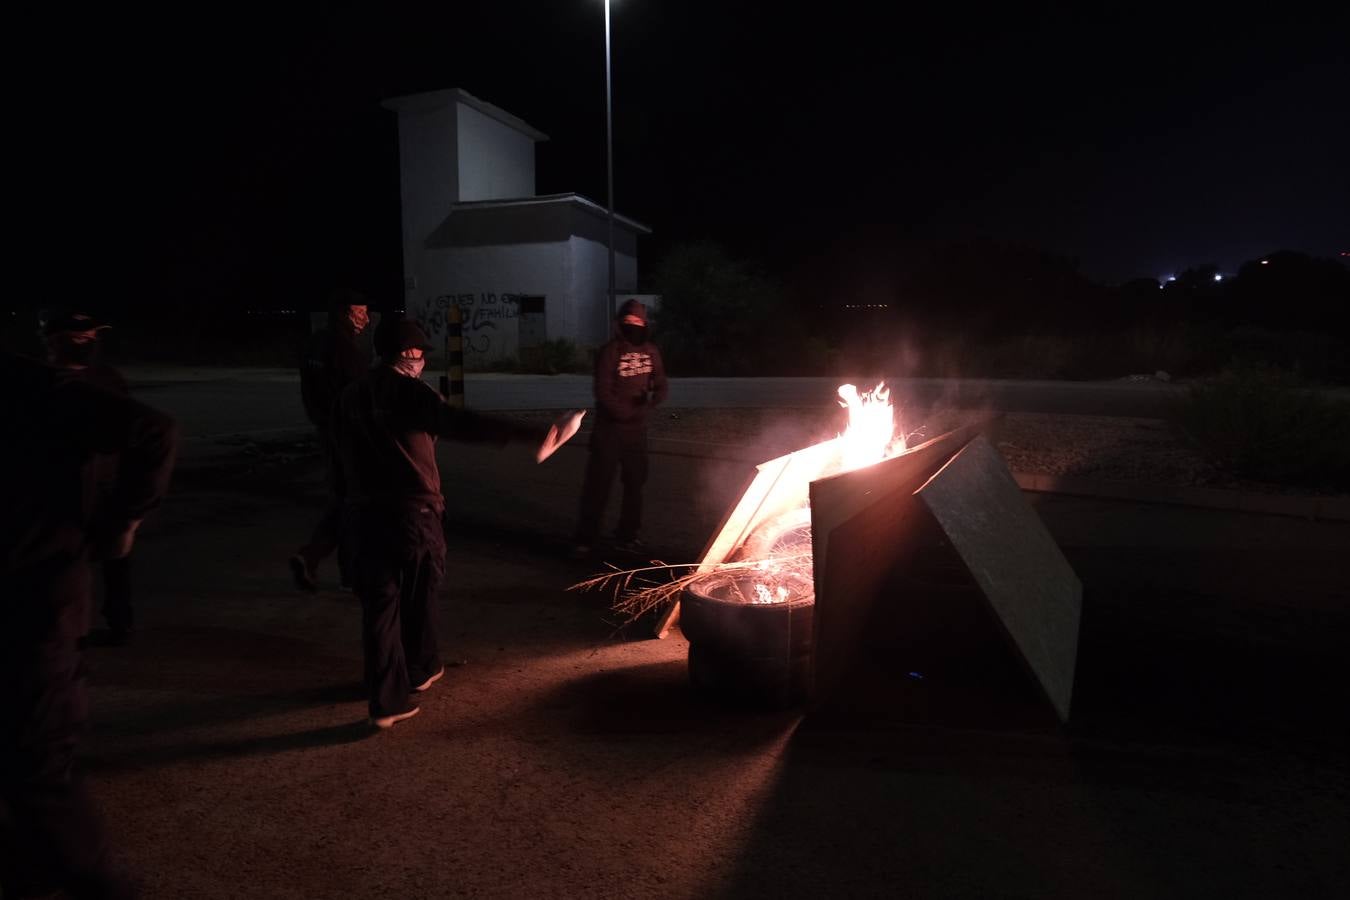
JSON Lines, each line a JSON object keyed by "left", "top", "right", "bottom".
{"left": 125, "top": 367, "right": 1190, "bottom": 450}
{"left": 80, "top": 422, "right": 1350, "bottom": 899}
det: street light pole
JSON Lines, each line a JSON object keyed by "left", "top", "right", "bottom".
{"left": 604, "top": 0, "right": 616, "bottom": 330}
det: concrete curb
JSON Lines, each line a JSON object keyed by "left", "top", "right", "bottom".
{"left": 642, "top": 436, "right": 1350, "bottom": 524}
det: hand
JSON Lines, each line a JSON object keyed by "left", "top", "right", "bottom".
{"left": 89, "top": 519, "right": 141, "bottom": 560}
{"left": 536, "top": 410, "right": 586, "bottom": 463}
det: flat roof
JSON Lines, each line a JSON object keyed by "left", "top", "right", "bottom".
{"left": 380, "top": 87, "right": 549, "bottom": 142}
{"left": 449, "top": 193, "right": 651, "bottom": 234}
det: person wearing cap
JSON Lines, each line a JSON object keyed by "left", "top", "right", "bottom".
{"left": 42, "top": 312, "right": 138, "bottom": 647}
{"left": 290, "top": 290, "right": 372, "bottom": 592}
{"left": 573, "top": 298, "right": 668, "bottom": 556}
{"left": 333, "top": 316, "right": 582, "bottom": 728}
{"left": 2, "top": 349, "right": 177, "bottom": 898}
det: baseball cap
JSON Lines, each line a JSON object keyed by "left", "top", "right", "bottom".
{"left": 374, "top": 317, "right": 435, "bottom": 357}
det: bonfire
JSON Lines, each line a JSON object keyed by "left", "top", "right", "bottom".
{"left": 573, "top": 382, "right": 914, "bottom": 625}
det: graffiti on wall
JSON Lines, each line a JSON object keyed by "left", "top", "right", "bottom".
{"left": 416, "top": 292, "right": 519, "bottom": 355}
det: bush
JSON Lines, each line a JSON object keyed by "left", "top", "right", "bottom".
{"left": 520, "top": 338, "right": 588, "bottom": 375}
{"left": 650, "top": 243, "right": 792, "bottom": 375}
{"left": 1176, "top": 365, "right": 1350, "bottom": 490}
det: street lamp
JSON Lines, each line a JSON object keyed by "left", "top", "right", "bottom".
{"left": 604, "top": 0, "right": 616, "bottom": 333}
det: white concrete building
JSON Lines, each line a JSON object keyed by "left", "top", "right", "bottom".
{"left": 382, "top": 88, "right": 650, "bottom": 364}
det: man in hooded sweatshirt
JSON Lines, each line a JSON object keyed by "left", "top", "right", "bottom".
{"left": 573, "top": 298, "right": 668, "bottom": 556}
{"left": 290, "top": 290, "right": 371, "bottom": 591}
{"left": 333, "top": 316, "right": 582, "bottom": 728}
{"left": 40, "top": 311, "right": 138, "bottom": 646}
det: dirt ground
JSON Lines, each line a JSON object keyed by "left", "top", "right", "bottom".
{"left": 75, "top": 433, "right": 1350, "bottom": 899}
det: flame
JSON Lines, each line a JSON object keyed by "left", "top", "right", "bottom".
{"left": 723, "top": 382, "right": 905, "bottom": 605}
{"left": 752, "top": 583, "right": 790, "bottom": 605}
{"left": 836, "top": 382, "right": 903, "bottom": 472}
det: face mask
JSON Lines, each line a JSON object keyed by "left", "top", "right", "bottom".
{"left": 621, "top": 324, "right": 647, "bottom": 344}
{"left": 392, "top": 355, "right": 426, "bottom": 379}
{"left": 52, "top": 336, "right": 99, "bottom": 367}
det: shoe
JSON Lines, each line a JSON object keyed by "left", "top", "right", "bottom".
{"left": 370, "top": 706, "right": 420, "bottom": 729}
{"left": 612, "top": 537, "right": 647, "bottom": 554}
{"left": 289, "top": 555, "right": 317, "bottom": 592}
{"left": 412, "top": 666, "right": 445, "bottom": 693}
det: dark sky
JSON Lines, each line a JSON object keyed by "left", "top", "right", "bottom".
{"left": 50, "top": 2, "right": 1348, "bottom": 310}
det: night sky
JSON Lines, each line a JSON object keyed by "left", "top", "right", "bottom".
{"left": 53, "top": 2, "right": 1349, "bottom": 312}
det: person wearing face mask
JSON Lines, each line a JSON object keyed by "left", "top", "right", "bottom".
{"left": 290, "top": 290, "right": 373, "bottom": 592}
{"left": 572, "top": 298, "right": 668, "bottom": 557}
{"left": 41, "top": 312, "right": 138, "bottom": 647}
{"left": 333, "top": 316, "right": 583, "bottom": 728}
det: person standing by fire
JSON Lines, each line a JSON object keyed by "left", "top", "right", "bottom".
{"left": 290, "top": 290, "right": 371, "bottom": 592}
{"left": 40, "top": 311, "right": 139, "bottom": 646}
{"left": 573, "top": 298, "right": 668, "bottom": 557}
{"left": 1, "top": 350, "right": 177, "bottom": 898}
{"left": 333, "top": 317, "right": 582, "bottom": 728}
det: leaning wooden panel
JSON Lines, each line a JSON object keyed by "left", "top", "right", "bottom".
{"left": 915, "top": 436, "right": 1082, "bottom": 722}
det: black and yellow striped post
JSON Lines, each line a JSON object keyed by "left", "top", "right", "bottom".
{"left": 440, "top": 304, "right": 465, "bottom": 407}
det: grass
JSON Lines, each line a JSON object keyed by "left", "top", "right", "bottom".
{"left": 1176, "top": 366, "right": 1350, "bottom": 491}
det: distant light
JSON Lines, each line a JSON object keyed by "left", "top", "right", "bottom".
{"left": 1260, "top": 259, "right": 1269, "bottom": 265}
{"left": 1214, "top": 274, "right": 1223, "bottom": 282}
{"left": 1165, "top": 275, "right": 1177, "bottom": 282}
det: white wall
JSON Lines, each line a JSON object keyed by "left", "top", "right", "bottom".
{"left": 393, "top": 107, "right": 458, "bottom": 295}
{"left": 456, "top": 103, "right": 536, "bottom": 201}
{"left": 411, "top": 238, "right": 639, "bottom": 363}
{"left": 412, "top": 242, "right": 568, "bottom": 363}
{"left": 568, "top": 236, "right": 638, "bottom": 346}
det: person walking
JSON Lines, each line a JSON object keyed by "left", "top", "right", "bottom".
{"left": 290, "top": 291, "right": 371, "bottom": 591}
{"left": 1, "top": 350, "right": 177, "bottom": 898}
{"left": 573, "top": 298, "right": 668, "bottom": 556}
{"left": 333, "top": 317, "right": 582, "bottom": 728}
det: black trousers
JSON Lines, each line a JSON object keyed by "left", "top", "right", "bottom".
{"left": 2, "top": 559, "right": 125, "bottom": 898}
{"left": 100, "top": 556, "right": 133, "bottom": 632}
{"left": 576, "top": 424, "right": 649, "bottom": 544}
{"left": 298, "top": 432, "right": 350, "bottom": 582}
{"left": 346, "top": 504, "right": 446, "bottom": 719}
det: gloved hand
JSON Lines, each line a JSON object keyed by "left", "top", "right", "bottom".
{"left": 89, "top": 519, "right": 141, "bottom": 560}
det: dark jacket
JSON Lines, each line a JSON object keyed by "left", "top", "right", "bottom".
{"left": 593, "top": 332, "right": 668, "bottom": 431}
{"left": 1, "top": 353, "right": 177, "bottom": 632}
{"left": 333, "top": 367, "right": 544, "bottom": 514}
{"left": 300, "top": 314, "right": 370, "bottom": 431}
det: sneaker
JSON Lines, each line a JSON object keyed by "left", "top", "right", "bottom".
{"left": 289, "top": 555, "right": 317, "bottom": 592}
{"left": 412, "top": 666, "right": 445, "bottom": 693}
{"left": 370, "top": 706, "right": 420, "bottom": 729}
{"left": 612, "top": 537, "right": 647, "bottom": 554}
